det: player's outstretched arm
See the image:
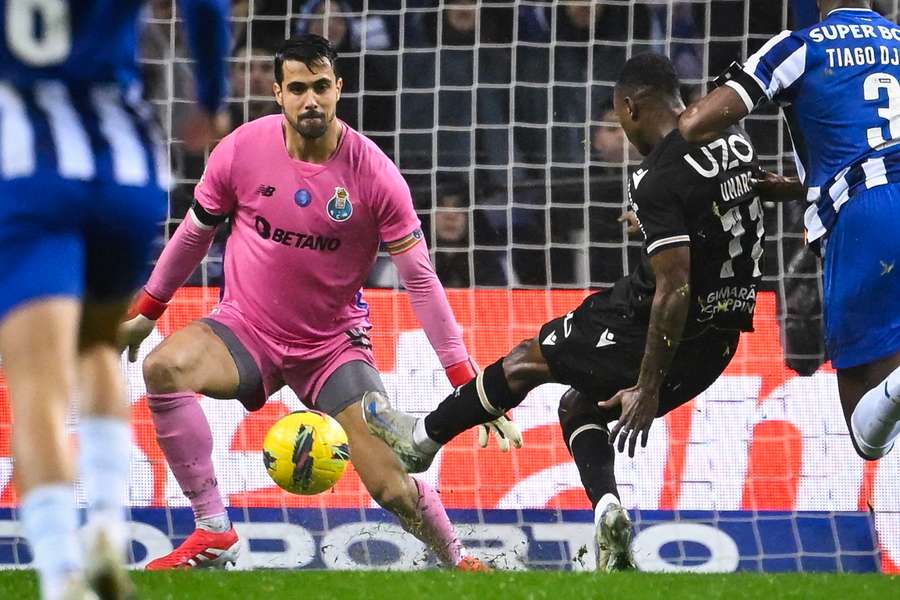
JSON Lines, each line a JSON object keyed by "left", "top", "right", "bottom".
{"left": 178, "top": 0, "right": 231, "bottom": 150}
{"left": 679, "top": 85, "right": 749, "bottom": 144}
{"left": 118, "top": 205, "right": 224, "bottom": 361}
{"left": 389, "top": 235, "right": 522, "bottom": 451}
{"left": 177, "top": 1, "right": 229, "bottom": 112}
{"left": 387, "top": 233, "right": 469, "bottom": 372}
{"left": 683, "top": 30, "right": 807, "bottom": 144}
{"left": 751, "top": 170, "right": 805, "bottom": 202}
{"left": 120, "top": 127, "right": 237, "bottom": 360}
{"left": 600, "top": 245, "right": 691, "bottom": 457}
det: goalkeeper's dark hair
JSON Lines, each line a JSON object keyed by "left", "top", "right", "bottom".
{"left": 274, "top": 34, "right": 339, "bottom": 84}
{"left": 615, "top": 52, "right": 682, "bottom": 103}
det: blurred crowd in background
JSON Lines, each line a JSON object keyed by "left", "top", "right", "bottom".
{"left": 138, "top": 1, "right": 890, "bottom": 313}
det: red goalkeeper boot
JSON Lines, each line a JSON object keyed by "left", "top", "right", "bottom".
{"left": 456, "top": 555, "right": 490, "bottom": 572}
{"left": 145, "top": 526, "right": 240, "bottom": 570}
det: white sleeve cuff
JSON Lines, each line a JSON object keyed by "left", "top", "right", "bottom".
{"left": 647, "top": 235, "right": 691, "bottom": 255}
{"left": 189, "top": 207, "right": 217, "bottom": 230}
{"left": 725, "top": 80, "right": 755, "bottom": 113}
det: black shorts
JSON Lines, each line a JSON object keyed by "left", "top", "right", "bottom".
{"left": 539, "top": 289, "right": 740, "bottom": 418}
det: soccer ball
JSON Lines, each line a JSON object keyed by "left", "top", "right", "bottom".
{"left": 262, "top": 410, "right": 350, "bottom": 495}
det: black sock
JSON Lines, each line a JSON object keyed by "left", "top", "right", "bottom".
{"left": 560, "top": 414, "right": 618, "bottom": 509}
{"left": 424, "top": 358, "right": 524, "bottom": 444}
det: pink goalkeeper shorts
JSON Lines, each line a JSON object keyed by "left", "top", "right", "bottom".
{"left": 201, "top": 301, "right": 378, "bottom": 412}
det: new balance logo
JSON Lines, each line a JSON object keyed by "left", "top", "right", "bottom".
{"left": 596, "top": 329, "right": 616, "bottom": 348}
{"left": 257, "top": 185, "right": 276, "bottom": 197}
{"left": 542, "top": 331, "right": 558, "bottom": 346}
{"left": 632, "top": 169, "right": 648, "bottom": 189}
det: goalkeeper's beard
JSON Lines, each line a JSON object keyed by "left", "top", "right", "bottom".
{"left": 284, "top": 108, "right": 331, "bottom": 139}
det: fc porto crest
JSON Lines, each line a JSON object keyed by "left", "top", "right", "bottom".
{"left": 326, "top": 187, "right": 353, "bottom": 222}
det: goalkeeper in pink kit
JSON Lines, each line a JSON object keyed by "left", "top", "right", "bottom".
{"left": 118, "top": 34, "right": 518, "bottom": 570}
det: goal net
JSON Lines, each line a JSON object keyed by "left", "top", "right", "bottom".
{"left": 1, "top": 0, "right": 899, "bottom": 573}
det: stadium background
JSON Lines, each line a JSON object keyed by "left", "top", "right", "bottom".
{"left": 1, "top": 0, "right": 899, "bottom": 573}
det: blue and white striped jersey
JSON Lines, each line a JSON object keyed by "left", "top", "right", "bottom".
{"left": 726, "top": 7, "right": 900, "bottom": 242}
{"left": 0, "top": 0, "right": 229, "bottom": 186}
{"left": 0, "top": 0, "right": 228, "bottom": 111}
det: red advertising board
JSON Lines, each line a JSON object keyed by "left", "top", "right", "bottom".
{"left": 0, "top": 288, "right": 897, "bottom": 571}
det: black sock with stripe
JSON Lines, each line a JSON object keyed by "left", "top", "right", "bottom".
{"left": 559, "top": 400, "right": 618, "bottom": 508}
{"left": 424, "top": 358, "right": 523, "bottom": 444}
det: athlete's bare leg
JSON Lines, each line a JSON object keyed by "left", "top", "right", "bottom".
{"left": 140, "top": 321, "right": 243, "bottom": 569}
{"left": 0, "top": 298, "right": 82, "bottom": 598}
{"left": 335, "top": 402, "right": 463, "bottom": 566}
{"left": 1, "top": 299, "right": 79, "bottom": 497}
{"left": 502, "top": 337, "right": 554, "bottom": 395}
{"left": 77, "top": 299, "right": 138, "bottom": 599}
{"left": 79, "top": 300, "right": 132, "bottom": 419}
{"left": 142, "top": 321, "right": 240, "bottom": 398}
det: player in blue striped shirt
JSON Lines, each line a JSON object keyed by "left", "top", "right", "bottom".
{"left": 0, "top": 2, "right": 229, "bottom": 598}
{"left": 679, "top": 1, "right": 900, "bottom": 465}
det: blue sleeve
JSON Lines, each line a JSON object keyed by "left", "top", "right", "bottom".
{"left": 727, "top": 30, "right": 807, "bottom": 112}
{"left": 178, "top": 0, "right": 230, "bottom": 113}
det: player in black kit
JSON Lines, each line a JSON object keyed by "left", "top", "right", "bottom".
{"left": 364, "top": 53, "right": 766, "bottom": 571}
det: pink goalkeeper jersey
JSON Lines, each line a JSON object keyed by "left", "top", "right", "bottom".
{"left": 194, "top": 115, "right": 420, "bottom": 342}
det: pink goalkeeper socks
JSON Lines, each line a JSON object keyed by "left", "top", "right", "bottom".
{"left": 147, "top": 393, "right": 458, "bottom": 562}
{"left": 401, "top": 477, "right": 462, "bottom": 566}
{"left": 147, "top": 392, "right": 227, "bottom": 521}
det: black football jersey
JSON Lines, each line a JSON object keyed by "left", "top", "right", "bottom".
{"left": 613, "top": 126, "right": 765, "bottom": 335}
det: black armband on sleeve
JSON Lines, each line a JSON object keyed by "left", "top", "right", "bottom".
{"left": 714, "top": 61, "right": 766, "bottom": 110}
{"left": 713, "top": 61, "right": 745, "bottom": 88}
{"left": 191, "top": 199, "right": 228, "bottom": 227}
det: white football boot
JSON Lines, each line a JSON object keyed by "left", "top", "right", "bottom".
{"left": 83, "top": 522, "right": 135, "bottom": 600}
{"left": 595, "top": 499, "right": 636, "bottom": 572}
{"left": 362, "top": 391, "right": 438, "bottom": 473}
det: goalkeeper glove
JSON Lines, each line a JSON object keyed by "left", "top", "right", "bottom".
{"left": 119, "top": 289, "right": 166, "bottom": 362}
{"left": 478, "top": 413, "right": 523, "bottom": 452}
{"left": 127, "top": 288, "right": 168, "bottom": 320}
{"left": 444, "top": 358, "right": 524, "bottom": 452}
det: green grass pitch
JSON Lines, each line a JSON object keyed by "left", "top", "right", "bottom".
{"left": 0, "top": 571, "right": 898, "bottom": 599}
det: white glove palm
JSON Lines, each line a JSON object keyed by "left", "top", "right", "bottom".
{"left": 478, "top": 414, "right": 523, "bottom": 452}
{"left": 118, "top": 314, "right": 156, "bottom": 363}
